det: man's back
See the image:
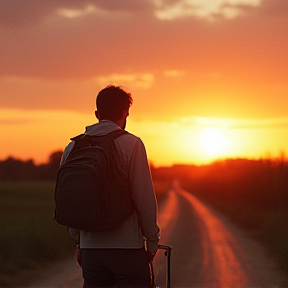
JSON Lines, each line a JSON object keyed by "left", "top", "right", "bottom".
{"left": 65, "top": 121, "right": 160, "bottom": 254}
{"left": 58, "top": 85, "right": 160, "bottom": 287}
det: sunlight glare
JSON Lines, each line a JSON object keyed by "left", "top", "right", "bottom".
{"left": 199, "top": 128, "right": 229, "bottom": 156}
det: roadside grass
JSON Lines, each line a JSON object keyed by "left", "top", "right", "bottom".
{"left": 255, "top": 209, "right": 288, "bottom": 270}
{"left": 0, "top": 181, "right": 74, "bottom": 287}
{"left": 202, "top": 198, "right": 288, "bottom": 271}
{"left": 0, "top": 180, "right": 169, "bottom": 287}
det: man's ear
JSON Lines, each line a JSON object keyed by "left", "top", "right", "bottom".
{"left": 124, "top": 109, "right": 129, "bottom": 117}
{"left": 95, "top": 110, "right": 100, "bottom": 120}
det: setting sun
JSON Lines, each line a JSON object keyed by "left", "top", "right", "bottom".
{"left": 199, "top": 128, "right": 229, "bottom": 156}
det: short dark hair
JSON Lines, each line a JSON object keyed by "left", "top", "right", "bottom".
{"left": 96, "top": 85, "right": 133, "bottom": 121}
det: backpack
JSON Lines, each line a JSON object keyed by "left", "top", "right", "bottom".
{"left": 54, "top": 129, "right": 134, "bottom": 232}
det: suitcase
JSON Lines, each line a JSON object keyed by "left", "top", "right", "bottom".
{"left": 150, "top": 244, "right": 172, "bottom": 288}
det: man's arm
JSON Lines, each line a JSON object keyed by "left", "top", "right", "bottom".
{"left": 129, "top": 139, "right": 160, "bottom": 255}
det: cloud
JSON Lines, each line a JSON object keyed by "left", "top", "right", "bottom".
{"left": 0, "top": 119, "right": 33, "bottom": 125}
{"left": 57, "top": 4, "right": 99, "bottom": 19}
{"left": 201, "top": 117, "right": 288, "bottom": 129}
{"left": 0, "top": 0, "right": 287, "bottom": 121}
{"left": 0, "top": 76, "right": 97, "bottom": 112}
{"left": 177, "top": 116, "right": 288, "bottom": 130}
{"left": 0, "top": 0, "right": 152, "bottom": 27}
{"left": 96, "top": 73, "right": 155, "bottom": 89}
{"left": 163, "top": 70, "right": 186, "bottom": 77}
{"left": 0, "top": 108, "right": 92, "bottom": 127}
{"left": 0, "top": 108, "right": 42, "bottom": 125}
{"left": 0, "top": 0, "right": 286, "bottom": 29}
{"left": 229, "top": 117, "right": 288, "bottom": 129}
{"left": 154, "top": 0, "right": 263, "bottom": 21}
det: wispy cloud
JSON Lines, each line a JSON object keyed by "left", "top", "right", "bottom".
{"left": 229, "top": 117, "right": 288, "bottom": 129}
{"left": 57, "top": 4, "right": 98, "bottom": 19}
{"left": 179, "top": 116, "right": 288, "bottom": 129}
{"left": 0, "top": 119, "right": 34, "bottom": 125}
{"left": 0, "top": 108, "right": 91, "bottom": 125}
{"left": 0, "top": 0, "right": 152, "bottom": 27}
{"left": 95, "top": 73, "right": 155, "bottom": 89}
{"left": 163, "top": 70, "right": 186, "bottom": 77}
{"left": 154, "top": 0, "right": 263, "bottom": 21}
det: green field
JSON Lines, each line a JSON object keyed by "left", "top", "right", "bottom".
{"left": 0, "top": 180, "right": 168, "bottom": 287}
{"left": 0, "top": 181, "right": 74, "bottom": 287}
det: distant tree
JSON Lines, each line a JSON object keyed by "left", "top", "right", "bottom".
{"left": 0, "top": 151, "right": 64, "bottom": 181}
{"left": 34, "top": 150, "right": 63, "bottom": 180}
{"left": 0, "top": 157, "right": 36, "bottom": 180}
{"left": 48, "top": 150, "right": 63, "bottom": 169}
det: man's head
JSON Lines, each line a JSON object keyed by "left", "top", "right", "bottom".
{"left": 95, "top": 85, "right": 133, "bottom": 129}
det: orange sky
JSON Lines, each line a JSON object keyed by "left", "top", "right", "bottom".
{"left": 0, "top": 0, "right": 287, "bottom": 166}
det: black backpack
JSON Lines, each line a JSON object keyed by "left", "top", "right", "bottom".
{"left": 54, "top": 129, "right": 134, "bottom": 232}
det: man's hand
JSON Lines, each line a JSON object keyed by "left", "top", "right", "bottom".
{"left": 146, "top": 251, "right": 155, "bottom": 262}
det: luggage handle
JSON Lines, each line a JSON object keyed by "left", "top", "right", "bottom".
{"left": 157, "top": 244, "right": 172, "bottom": 288}
{"left": 158, "top": 244, "right": 172, "bottom": 257}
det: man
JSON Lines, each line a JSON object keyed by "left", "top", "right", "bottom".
{"left": 60, "top": 85, "right": 160, "bottom": 288}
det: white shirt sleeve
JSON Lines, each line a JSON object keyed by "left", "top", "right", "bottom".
{"left": 129, "top": 139, "right": 160, "bottom": 254}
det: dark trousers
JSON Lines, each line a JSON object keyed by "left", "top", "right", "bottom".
{"left": 81, "top": 248, "right": 151, "bottom": 288}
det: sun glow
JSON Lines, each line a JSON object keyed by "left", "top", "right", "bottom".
{"left": 1, "top": 108, "right": 287, "bottom": 167}
{"left": 199, "top": 128, "right": 229, "bottom": 156}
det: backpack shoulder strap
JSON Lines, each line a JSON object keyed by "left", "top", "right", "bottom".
{"left": 70, "top": 134, "right": 85, "bottom": 141}
{"left": 107, "top": 129, "right": 129, "bottom": 139}
{"left": 68, "top": 130, "right": 129, "bottom": 153}
{"left": 70, "top": 130, "right": 128, "bottom": 142}
{"left": 69, "top": 134, "right": 92, "bottom": 153}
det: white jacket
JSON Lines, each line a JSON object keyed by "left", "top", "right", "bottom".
{"left": 61, "top": 121, "right": 160, "bottom": 254}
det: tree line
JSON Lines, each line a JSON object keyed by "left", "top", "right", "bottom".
{"left": 0, "top": 151, "right": 63, "bottom": 181}
{"left": 151, "top": 158, "right": 288, "bottom": 211}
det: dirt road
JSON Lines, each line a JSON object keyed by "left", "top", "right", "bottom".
{"left": 27, "top": 183, "right": 287, "bottom": 287}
